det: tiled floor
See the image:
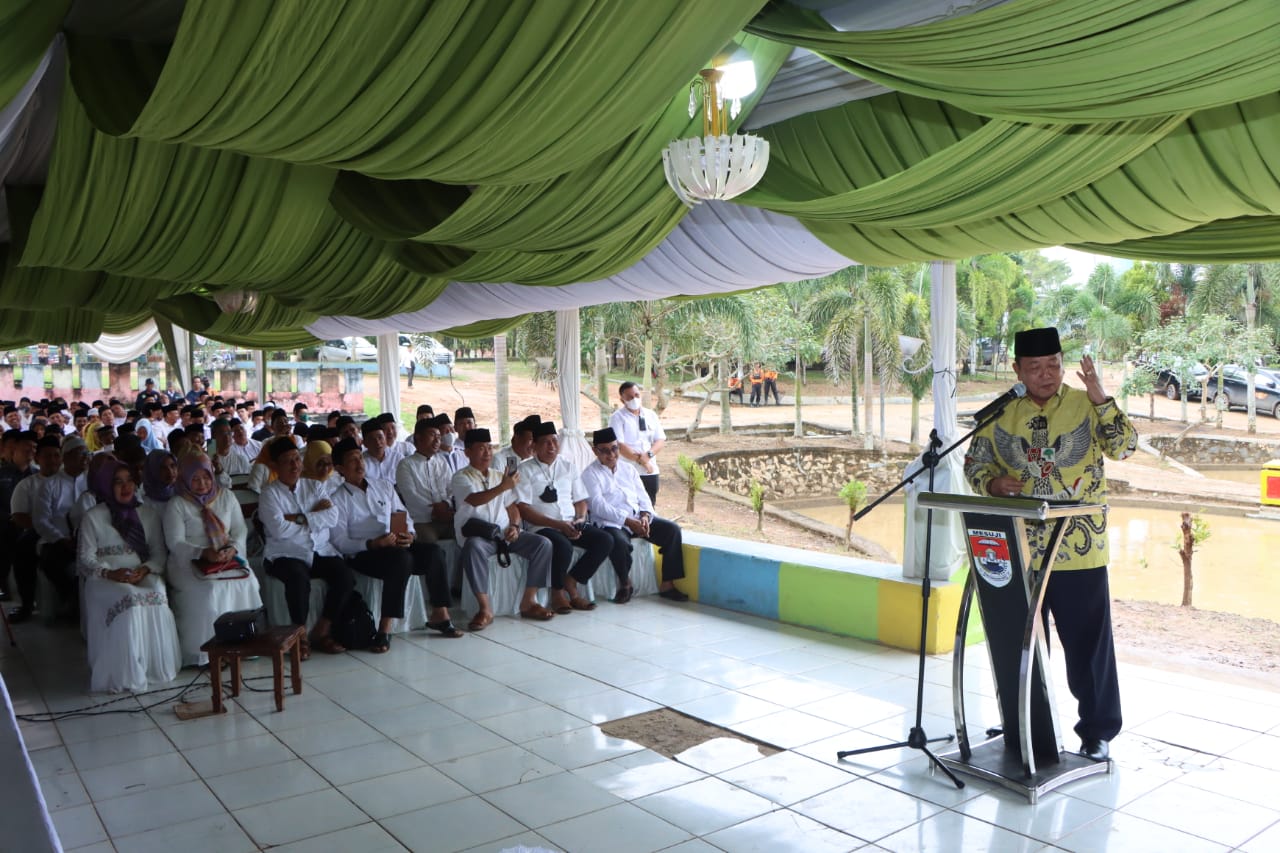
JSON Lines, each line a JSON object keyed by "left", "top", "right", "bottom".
{"left": 5, "top": 596, "right": 1280, "bottom": 852}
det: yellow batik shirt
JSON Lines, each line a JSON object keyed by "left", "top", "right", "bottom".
{"left": 963, "top": 385, "right": 1138, "bottom": 572}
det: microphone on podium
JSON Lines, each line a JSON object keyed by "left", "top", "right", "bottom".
{"left": 973, "top": 383, "right": 1027, "bottom": 422}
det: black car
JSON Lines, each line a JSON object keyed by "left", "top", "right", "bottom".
{"left": 1161, "top": 364, "right": 1280, "bottom": 416}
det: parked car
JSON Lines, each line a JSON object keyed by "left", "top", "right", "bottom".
{"left": 1159, "top": 363, "right": 1280, "bottom": 416}
{"left": 1154, "top": 363, "right": 1208, "bottom": 400}
{"left": 402, "top": 334, "right": 454, "bottom": 366}
{"left": 318, "top": 338, "right": 378, "bottom": 362}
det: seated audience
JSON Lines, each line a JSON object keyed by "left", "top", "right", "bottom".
{"left": 302, "top": 439, "right": 343, "bottom": 493}
{"left": 3, "top": 430, "right": 40, "bottom": 621}
{"left": 330, "top": 438, "right": 461, "bottom": 648}
{"left": 361, "top": 419, "right": 399, "bottom": 484}
{"left": 496, "top": 415, "right": 539, "bottom": 472}
{"left": 211, "top": 418, "right": 253, "bottom": 478}
{"left": 32, "top": 436, "right": 83, "bottom": 619}
{"left": 141, "top": 450, "right": 179, "bottom": 506}
{"left": 515, "top": 421, "right": 612, "bottom": 613}
{"left": 452, "top": 428, "right": 553, "bottom": 630}
{"left": 395, "top": 419, "right": 455, "bottom": 543}
{"left": 259, "top": 438, "right": 353, "bottom": 657}
{"left": 583, "top": 428, "right": 688, "bottom": 603}
{"left": 78, "top": 459, "right": 181, "bottom": 692}
{"left": 163, "top": 453, "right": 261, "bottom": 665}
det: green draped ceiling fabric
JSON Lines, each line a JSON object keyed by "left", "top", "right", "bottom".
{"left": 67, "top": 0, "right": 768, "bottom": 184}
{"left": 747, "top": 0, "right": 1280, "bottom": 123}
{"left": 0, "top": 0, "right": 70, "bottom": 107}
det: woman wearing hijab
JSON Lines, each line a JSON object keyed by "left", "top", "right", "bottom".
{"left": 301, "top": 440, "right": 343, "bottom": 494}
{"left": 141, "top": 450, "right": 179, "bottom": 504}
{"left": 78, "top": 459, "right": 181, "bottom": 692}
{"left": 163, "top": 452, "right": 260, "bottom": 666}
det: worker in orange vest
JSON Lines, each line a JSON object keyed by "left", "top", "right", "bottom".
{"left": 748, "top": 364, "right": 764, "bottom": 406}
{"left": 727, "top": 374, "right": 744, "bottom": 405}
{"left": 763, "top": 367, "right": 781, "bottom": 405}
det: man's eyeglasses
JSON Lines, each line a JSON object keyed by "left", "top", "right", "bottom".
{"left": 596, "top": 444, "right": 620, "bottom": 455}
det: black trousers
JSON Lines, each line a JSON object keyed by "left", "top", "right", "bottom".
{"left": 39, "top": 539, "right": 79, "bottom": 611}
{"left": 266, "top": 553, "right": 355, "bottom": 626}
{"left": 11, "top": 529, "right": 40, "bottom": 611}
{"left": 749, "top": 385, "right": 762, "bottom": 405}
{"left": 601, "top": 518, "right": 685, "bottom": 584}
{"left": 352, "top": 542, "right": 448, "bottom": 619}
{"left": 764, "top": 379, "right": 780, "bottom": 404}
{"left": 729, "top": 388, "right": 743, "bottom": 404}
{"left": 640, "top": 474, "right": 659, "bottom": 507}
{"left": 1041, "top": 567, "right": 1122, "bottom": 742}
{"left": 536, "top": 525, "right": 613, "bottom": 589}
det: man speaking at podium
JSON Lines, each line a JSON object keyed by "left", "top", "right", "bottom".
{"left": 963, "top": 327, "right": 1137, "bottom": 761}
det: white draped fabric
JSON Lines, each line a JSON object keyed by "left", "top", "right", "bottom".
{"left": 376, "top": 332, "right": 401, "bottom": 434}
{"left": 251, "top": 350, "right": 266, "bottom": 403}
{"left": 307, "top": 204, "right": 855, "bottom": 338}
{"left": 554, "top": 309, "right": 594, "bottom": 473}
{"left": 0, "top": 676, "right": 58, "bottom": 853}
{"left": 81, "top": 319, "right": 161, "bottom": 364}
{"left": 930, "top": 261, "right": 958, "bottom": 442}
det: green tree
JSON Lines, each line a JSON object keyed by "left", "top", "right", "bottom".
{"left": 838, "top": 479, "right": 868, "bottom": 551}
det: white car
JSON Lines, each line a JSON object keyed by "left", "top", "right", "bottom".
{"left": 401, "top": 334, "right": 454, "bottom": 366}
{"left": 318, "top": 338, "right": 378, "bottom": 362}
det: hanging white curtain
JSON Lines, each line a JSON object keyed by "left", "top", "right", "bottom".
{"left": 81, "top": 319, "right": 161, "bottom": 364}
{"left": 252, "top": 350, "right": 266, "bottom": 404}
{"left": 930, "top": 260, "right": 958, "bottom": 442}
{"left": 555, "top": 309, "right": 593, "bottom": 472}
{"left": 375, "top": 333, "right": 401, "bottom": 436}
{"left": 307, "top": 205, "right": 856, "bottom": 338}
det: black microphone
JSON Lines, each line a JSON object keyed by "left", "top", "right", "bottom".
{"left": 973, "top": 383, "right": 1027, "bottom": 422}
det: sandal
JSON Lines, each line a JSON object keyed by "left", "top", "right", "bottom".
{"left": 312, "top": 634, "right": 346, "bottom": 655}
{"left": 612, "top": 584, "right": 633, "bottom": 604}
{"left": 550, "top": 594, "right": 573, "bottom": 615}
{"left": 369, "top": 631, "right": 391, "bottom": 654}
{"left": 569, "top": 596, "right": 596, "bottom": 611}
{"left": 467, "top": 612, "right": 494, "bottom": 632}
{"left": 519, "top": 603, "right": 555, "bottom": 621}
{"left": 425, "top": 619, "right": 465, "bottom": 639}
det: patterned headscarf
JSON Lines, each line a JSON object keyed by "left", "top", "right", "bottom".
{"left": 302, "top": 440, "right": 332, "bottom": 480}
{"left": 142, "top": 450, "right": 177, "bottom": 503}
{"left": 90, "top": 459, "right": 149, "bottom": 562}
{"left": 176, "top": 452, "right": 229, "bottom": 549}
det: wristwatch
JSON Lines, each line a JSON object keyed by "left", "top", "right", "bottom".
{"left": 645, "top": 450, "right": 654, "bottom": 458}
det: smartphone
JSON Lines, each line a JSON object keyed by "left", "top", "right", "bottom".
{"left": 389, "top": 510, "right": 408, "bottom": 536}
{"left": 505, "top": 457, "right": 517, "bottom": 476}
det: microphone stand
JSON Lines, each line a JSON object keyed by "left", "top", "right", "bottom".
{"left": 835, "top": 399, "right": 1020, "bottom": 786}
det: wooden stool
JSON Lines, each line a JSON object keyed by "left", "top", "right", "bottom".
{"left": 201, "top": 625, "right": 305, "bottom": 714}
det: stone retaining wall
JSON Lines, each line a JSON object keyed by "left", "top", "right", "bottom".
{"left": 696, "top": 446, "right": 916, "bottom": 500}
{"left": 1147, "top": 435, "right": 1280, "bottom": 466}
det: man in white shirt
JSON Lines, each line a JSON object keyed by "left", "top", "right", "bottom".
{"left": 210, "top": 418, "right": 254, "bottom": 479}
{"left": 375, "top": 413, "right": 405, "bottom": 468}
{"left": 259, "top": 440, "right": 355, "bottom": 655}
{"left": 229, "top": 418, "right": 261, "bottom": 465}
{"left": 448, "top": 408, "right": 475, "bottom": 471}
{"left": 330, "top": 438, "right": 461, "bottom": 646}
{"left": 495, "top": 415, "right": 539, "bottom": 474}
{"left": 451, "top": 428, "right": 553, "bottom": 630}
{"left": 31, "top": 436, "right": 80, "bottom": 619}
{"left": 394, "top": 419, "right": 455, "bottom": 543}
{"left": 2, "top": 430, "right": 40, "bottom": 618}
{"left": 608, "top": 381, "right": 666, "bottom": 507}
{"left": 361, "top": 419, "right": 400, "bottom": 484}
{"left": 583, "top": 427, "right": 687, "bottom": 603}
{"left": 515, "top": 421, "right": 613, "bottom": 613}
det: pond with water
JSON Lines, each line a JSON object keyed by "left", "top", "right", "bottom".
{"left": 794, "top": 499, "right": 1280, "bottom": 622}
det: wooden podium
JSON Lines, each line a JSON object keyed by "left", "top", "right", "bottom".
{"left": 916, "top": 492, "right": 1113, "bottom": 803}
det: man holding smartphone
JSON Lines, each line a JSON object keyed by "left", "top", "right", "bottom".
{"left": 514, "top": 421, "right": 613, "bottom": 613}
{"left": 330, "top": 438, "right": 462, "bottom": 650}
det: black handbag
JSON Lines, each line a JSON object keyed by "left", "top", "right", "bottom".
{"left": 460, "top": 518, "right": 511, "bottom": 567}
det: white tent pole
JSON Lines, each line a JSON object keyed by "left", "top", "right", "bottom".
{"left": 555, "top": 309, "right": 592, "bottom": 471}
{"left": 252, "top": 350, "right": 267, "bottom": 405}
{"left": 930, "top": 260, "right": 958, "bottom": 442}
{"left": 375, "top": 333, "right": 401, "bottom": 437}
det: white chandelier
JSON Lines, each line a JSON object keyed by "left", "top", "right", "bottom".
{"left": 212, "top": 290, "right": 259, "bottom": 314}
{"left": 662, "top": 61, "right": 768, "bottom": 207}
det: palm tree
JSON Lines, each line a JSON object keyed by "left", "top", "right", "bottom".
{"left": 898, "top": 292, "right": 932, "bottom": 447}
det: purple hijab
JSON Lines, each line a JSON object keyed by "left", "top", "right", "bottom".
{"left": 142, "top": 450, "right": 176, "bottom": 503}
{"left": 90, "top": 459, "right": 150, "bottom": 562}
{"left": 177, "top": 453, "right": 229, "bottom": 548}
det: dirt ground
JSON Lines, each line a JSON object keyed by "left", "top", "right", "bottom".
{"left": 393, "top": 361, "right": 1280, "bottom": 685}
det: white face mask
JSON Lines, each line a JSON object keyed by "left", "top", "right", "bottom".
{"left": 624, "top": 397, "right": 642, "bottom": 412}
{"left": 439, "top": 431, "right": 456, "bottom": 449}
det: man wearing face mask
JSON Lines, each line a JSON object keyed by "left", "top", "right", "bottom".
{"left": 434, "top": 413, "right": 462, "bottom": 471}
{"left": 608, "top": 381, "right": 666, "bottom": 507}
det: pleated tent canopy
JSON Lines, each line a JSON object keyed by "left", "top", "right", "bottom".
{"left": 1, "top": 0, "right": 1279, "bottom": 348}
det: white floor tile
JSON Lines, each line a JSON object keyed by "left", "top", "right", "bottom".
{"left": 233, "top": 787, "right": 367, "bottom": 847}
{"left": 1057, "top": 811, "right": 1231, "bottom": 853}
{"left": 274, "top": 715, "right": 387, "bottom": 757}
{"left": 867, "top": 755, "right": 990, "bottom": 808}
{"left": 729, "top": 708, "right": 851, "bottom": 749}
{"left": 38, "top": 771, "right": 89, "bottom": 812}
{"left": 956, "top": 783, "right": 1115, "bottom": 845}
{"left": 65, "top": 727, "right": 176, "bottom": 772}
{"left": 674, "top": 692, "right": 784, "bottom": 727}
{"left": 573, "top": 750, "right": 706, "bottom": 799}
{"left": 482, "top": 770, "right": 622, "bottom": 828}
{"left": 706, "top": 808, "right": 862, "bottom": 853}
{"left": 1180, "top": 758, "right": 1280, "bottom": 810}
{"left": 552, "top": 687, "right": 660, "bottom": 724}
{"left": 1132, "top": 712, "right": 1259, "bottom": 756}
{"left": 436, "top": 743, "right": 562, "bottom": 793}
{"left": 56, "top": 709, "right": 159, "bottom": 744}
{"left": 1120, "top": 778, "right": 1280, "bottom": 848}
{"left": 876, "top": 808, "right": 1046, "bottom": 852}
{"left": 737, "top": 674, "right": 845, "bottom": 706}
{"left": 269, "top": 821, "right": 409, "bottom": 853}
{"left": 79, "top": 751, "right": 198, "bottom": 802}
{"left": 238, "top": 691, "right": 351, "bottom": 732}
{"left": 539, "top": 802, "right": 691, "bottom": 853}
{"left": 181, "top": 732, "right": 294, "bottom": 779}
{"left": 1241, "top": 818, "right": 1280, "bottom": 853}
{"left": 94, "top": 778, "right": 225, "bottom": 838}
{"left": 111, "top": 812, "right": 258, "bottom": 853}
{"left": 380, "top": 794, "right": 526, "bottom": 853}
{"left": 634, "top": 774, "right": 777, "bottom": 836}
{"left": 341, "top": 764, "right": 469, "bottom": 819}
{"left": 457, "top": 831, "right": 555, "bottom": 853}
{"left": 480, "top": 704, "right": 592, "bottom": 743}
{"left": 28, "top": 745, "right": 75, "bottom": 779}
{"left": 624, "top": 673, "right": 724, "bottom": 706}
{"left": 674, "top": 736, "right": 771, "bottom": 775}
{"left": 435, "top": 685, "right": 547, "bottom": 721}
{"left": 397, "top": 720, "right": 512, "bottom": 763}
{"left": 1224, "top": 732, "right": 1280, "bottom": 771}
{"left": 306, "top": 738, "right": 425, "bottom": 786}
{"left": 204, "top": 757, "right": 331, "bottom": 811}
{"left": 792, "top": 778, "right": 943, "bottom": 843}
{"left": 157, "top": 708, "right": 267, "bottom": 750}
{"left": 523, "top": 725, "right": 645, "bottom": 770}
{"left": 722, "top": 750, "right": 858, "bottom": 806}
{"left": 49, "top": 802, "right": 108, "bottom": 849}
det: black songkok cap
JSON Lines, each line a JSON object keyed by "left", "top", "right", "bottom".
{"left": 376, "top": 412, "right": 396, "bottom": 425}
{"left": 514, "top": 414, "right": 542, "bottom": 435}
{"left": 331, "top": 437, "right": 361, "bottom": 466}
{"left": 454, "top": 407, "right": 474, "bottom": 422}
{"left": 592, "top": 427, "right": 617, "bottom": 446}
{"left": 1014, "top": 327, "right": 1062, "bottom": 359}
{"left": 361, "top": 419, "right": 384, "bottom": 436}
{"left": 464, "top": 428, "right": 491, "bottom": 447}
{"left": 268, "top": 436, "right": 299, "bottom": 461}
{"left": 36, "top": 434, "right": 62, "bottom": 450}
{"left": 431, "top": 413, "right": 452, "bottom": 428}
{"left": 532, "top": 421, "right": 557, "bottom": 438}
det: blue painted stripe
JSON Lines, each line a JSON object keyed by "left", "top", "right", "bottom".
{"left": 695, "top": 547, "right": 780, "bottom": 619}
